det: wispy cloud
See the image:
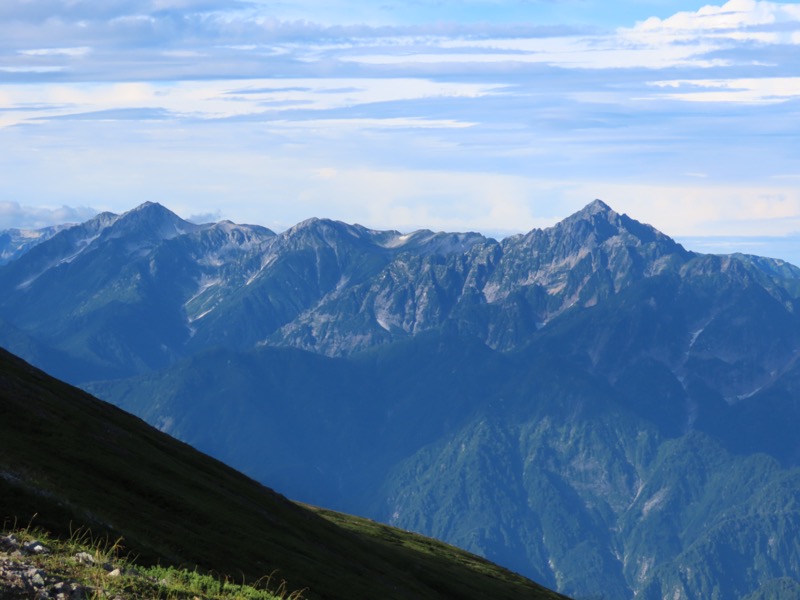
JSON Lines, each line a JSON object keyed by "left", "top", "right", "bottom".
{"left": 648, "top": 76, "right": 800, "bottom": 103}
{"left": 0, "top": 201, "right": 100, "bottom": 229}
{"left": 1, "top": 0, "right": 800, "bottom": 262}
{"left": 630, "top": 0, "right": 800, "bottom": 37}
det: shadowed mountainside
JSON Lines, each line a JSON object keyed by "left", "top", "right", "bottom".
{"left": 0, "top": 347, "right": 568, "bottom": 600}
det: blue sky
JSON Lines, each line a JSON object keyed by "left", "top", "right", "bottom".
{"left": 2, "top": 0, "right": 800, "bottom": 264}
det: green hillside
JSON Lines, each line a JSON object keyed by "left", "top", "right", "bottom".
{"left": 0, "top": 347, "right": 568, "bottom": 600}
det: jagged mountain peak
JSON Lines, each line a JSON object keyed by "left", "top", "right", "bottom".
{"left": 553, "top": 199, "right": 618, "bottom": 233}
{"left": 514, "top": 199, "right": 685, "bottom": 260}
{"left": 579, "top": 198, "right": 614, "bottom": 216}
{"left": 288, "top": 216, "right": 349, "bottom": 232}
{"left": 283, "top": 217, "right": 371, "bottom": 243}
{"left": 559, "top": 200, "right": 647, "bottom": 242}
{"left": 90, "top": 211, "right": 121, "bottom": 227}
{"left": 99, "top": 201, "right": 203, "bottom": 246}
{"left": 116, "top": 201, "right": 191, "bottom": 228}
{"left": 130, "top": 200, "right": 164, "bottom": 211}
{"left": 484, "top": 200, "right": 690, "bottom": 322}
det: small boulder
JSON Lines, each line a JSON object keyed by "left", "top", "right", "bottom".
{"left": 23, "top": 540, "right": 50, "bottom": 555}
{"left": 0, "top": 534, "right": 19, "bottom": 551}
{"left": 25, "top": 567, "right": 46, "bottom": 587}
{"left": 73, "top": 551, "right": 95, "bottom": 565}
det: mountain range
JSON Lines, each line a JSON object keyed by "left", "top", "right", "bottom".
{"left": 2, "top": 200, "right": 800, "bottom": 599}
{"left": 0, "top": 223, "right": 73, "bottom": 266}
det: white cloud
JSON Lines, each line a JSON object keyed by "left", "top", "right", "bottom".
{"left": 648, "top": 76, "right": 800, "bottom": 103}
{"left": 619, "top": 0, "right": 800, "bottom": 68}
{"left": 0, "top": 66, "right": 64, "bottom": 73}
{"left": 344, "top": 35, "right": 728, "bottom": 70}
{"left": 19, "top": 47, "right": 92, "bottom": 57}
{"left": 632, "top": 0, "right": 800, "bottom": 35}
{"left": 340, "top": 1, "right": 800, "bottom": 72}
{"left": 0, "top": 1, "right": 796, "bottom": 88}
{"left": 186, "top": 209, "right": 224, "bottom": 223}
{"left": 0, "top": 77, "right": 500, "bottom": 128}
{"left": 0, "top": 201, "right": 100, "bottom": 230}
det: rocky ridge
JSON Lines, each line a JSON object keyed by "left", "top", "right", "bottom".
{"left": 0, "top": 199, "right": 719, "bottom": 383}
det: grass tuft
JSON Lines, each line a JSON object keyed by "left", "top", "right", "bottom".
{"left": 0, "top": 521, "right": 303, "bottom": 600}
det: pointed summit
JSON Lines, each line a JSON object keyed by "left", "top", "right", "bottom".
{"left": 131, "top": 200, "right": 163, "bottom": 211}
{"left": 101, "top": 202, "right": 202, "bottom": 244}
{"left": 123, "top": 201, "right": 186, "bottom": 224}
{"left": 494, "top": 198, "right": 690, "bottom": 315}
{"left": 556, "top": 198, "right": 681, "bottom": 251}
{"left": 582, "top": 199, "right": 614, "bottom": 215}
{"left": 561, "top": 199, "right": 619, "bottom": 230}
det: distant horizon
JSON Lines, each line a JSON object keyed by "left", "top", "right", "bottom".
{"left": 2, "top": 0, "right": 800, "bottom": 257}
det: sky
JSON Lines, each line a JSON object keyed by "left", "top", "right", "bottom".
{"left": 1, "top": 0, "right": 800, "bottom": 264}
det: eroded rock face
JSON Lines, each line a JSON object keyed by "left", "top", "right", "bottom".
{"left": 0, "top": 199, "right": 700, "bottom": 381}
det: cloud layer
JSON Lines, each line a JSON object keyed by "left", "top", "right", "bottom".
{"left": 1, "top": 0, "right": 799, "bottom": 260}
{"left": 0, "top": 201, "right": 99, "bottom": 230}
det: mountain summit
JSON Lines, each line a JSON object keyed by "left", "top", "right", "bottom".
{"left": 97, "top": 201, "right": 202, "bottom": 245}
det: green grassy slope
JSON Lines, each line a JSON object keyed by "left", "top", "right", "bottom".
{"left": 0, "top": 347, "right": 568, "bottom": 600}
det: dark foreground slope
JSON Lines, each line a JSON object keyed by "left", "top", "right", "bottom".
{"left": 0, "top": 347, "right": 568, "bottom": 600}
